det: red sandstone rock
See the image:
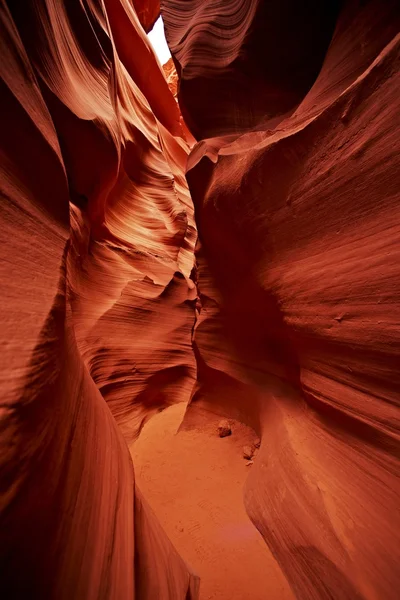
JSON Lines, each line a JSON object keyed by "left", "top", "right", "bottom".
{"left": 133, "top": 0, "right": 160, "bottom": 32}
{"left": 0, "top": 0, "right": 197, "bottom": 597}
{"left": 163, "top": 57, "right": 178, "bottom": 98}
{"left": 242, "top": 445, "right": 255, "bottom": 460}
{"left": 163, "top": 0, "right": 400, "bottom": 598}
{"left": 217, "top": 419, "right": 232, "bottom": 437}
{"left": 162, "top": 0, "right": 342, "bottom": 139}
{"left": 1, "top": 0, "right": 400, "bottom": 598}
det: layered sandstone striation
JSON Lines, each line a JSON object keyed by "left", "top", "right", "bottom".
{"left": 0, "top": 0, "right": 197, "bottom": 597}
{"left": 162, "top": 0, "right": 400, "bottom": 598}
{"left": 1, "top": 0, "right": 399, "bottom": 599}
{"left": 163, "top": 57, "right": 179, "bottom": 99}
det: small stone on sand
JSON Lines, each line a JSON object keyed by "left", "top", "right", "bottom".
{"left": 243, "top": 445, "right": 255, "bottom": 460}
{"left": 218, "top": 419, "right": 231, "bottom": 438}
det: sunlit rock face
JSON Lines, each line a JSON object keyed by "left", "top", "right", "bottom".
{"left": 1, "top": 0, "right": 399, "bottom": 599}
{"left": 0, "top": 0, "right": 198, "bottom": 597}
{"left": 163, "top": 58, "right": 179, "bottom": 98}
{"left": 163, "top": 0, "right": 400, "bottom": 598}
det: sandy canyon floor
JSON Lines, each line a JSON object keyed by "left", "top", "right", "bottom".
{"left": 131, "top": 404, "right": 294, "bottom": 600}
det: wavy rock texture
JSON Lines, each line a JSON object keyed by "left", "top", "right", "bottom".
{"left": 163, "top": 57, "right": 178, "bottom": 99}
{"left": 163, "top": 0, "right": 400, "bottom": 598}
{"left": 163, "top": 0, "right": 342, "bottom": 138}
{"left": 1, "top": 0, "right": 400, "bottom": 598}
{"left": 0, "top": 0, "right": 198, "bottom": 598}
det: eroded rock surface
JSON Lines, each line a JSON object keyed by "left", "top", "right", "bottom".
{"left": 163, "top": 57, "right": 179, "bottom": 98}
{"left": 217, "top": 419, "right": 232, "bottom": 438}
{"left": 0, "top": 0, "right": 197, "bottom": 597}
{"left": 1, "top": 0, "right": 399, "bottom": 599}
{"left": 163, "top": 0, "right": 400, "bottom": 598}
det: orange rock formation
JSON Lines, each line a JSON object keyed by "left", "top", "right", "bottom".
{"left": 0, "top": 0, "right": 399, "bottom": 598}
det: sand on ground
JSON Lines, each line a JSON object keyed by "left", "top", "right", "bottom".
{"left": 130, "top": 403, "right": 294, "bottom": 600}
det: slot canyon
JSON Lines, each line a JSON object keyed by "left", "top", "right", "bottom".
{"left": 1, "top": 0, "right": 399, "bottom": 598}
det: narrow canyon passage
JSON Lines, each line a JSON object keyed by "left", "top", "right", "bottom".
{"left": 131, "top": 404, "right": 294, "bottom": 600}
{"left": 1, "top": 0, "right": 399, "bottom": 599}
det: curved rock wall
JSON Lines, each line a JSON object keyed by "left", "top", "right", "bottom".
{"left": 163, "top": 0, "right": 342, "bottom": 138}
{"left": 0, "top": 0, "right": 198, "bottom": 597}
{"left": 163, "top": 0, "right": 400, "bottom": 598}
{"left": 1, "top": 0, "right": 399, "bottom": 598}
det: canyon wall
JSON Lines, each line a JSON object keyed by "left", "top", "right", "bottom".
{"left": 163, "top": 0, "right": 400, "bottom": 598}
{"left": 1, "top": 0, "right": 399, "bottom": 598}
{"left": 0, "top": 0, "right": 198, "bottom": 597}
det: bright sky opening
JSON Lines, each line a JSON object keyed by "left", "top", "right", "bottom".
{"left": 148, "top": 17, "right": 171, "bottom": 65}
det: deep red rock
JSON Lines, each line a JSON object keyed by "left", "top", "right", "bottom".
{"left": 0, "top": 0, "right": 197, "bottom": 597}
{"left": 164, "top": 0, "right": 400, "bottom": 598}
{"left": 1, "top": 0, "right": 400, "bottom": 598}
{"left": 133, "top": 0, "right": 160, "bottom": 32}
{"left": 162, "top": 0, "right": 342, "bottom": 138}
